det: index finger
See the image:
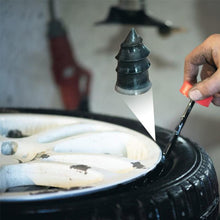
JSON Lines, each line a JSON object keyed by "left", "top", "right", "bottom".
{"left": 184, "top": 40, "right": 213, "bottom": 84}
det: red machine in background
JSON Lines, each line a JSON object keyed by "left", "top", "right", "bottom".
{"left": 47, "top": 0, "right": 91, "bottom": 111}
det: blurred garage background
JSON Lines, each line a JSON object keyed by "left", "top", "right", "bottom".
{"left": 0, "top": 0, "right": 220, "bottom": 190}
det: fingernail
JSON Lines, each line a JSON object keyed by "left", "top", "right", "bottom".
{"left": 189, "top": 89, "right": 203, "bottom": 100}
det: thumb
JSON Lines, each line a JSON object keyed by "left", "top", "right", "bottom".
{"left": 189, "top": 70, "right": 220, "bottom": 100}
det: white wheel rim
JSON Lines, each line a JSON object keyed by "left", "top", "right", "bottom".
{"left": 0, "top": 113, "right": 162, "bottom": 202}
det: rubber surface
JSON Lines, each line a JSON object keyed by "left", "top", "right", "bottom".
{"left": 0, "top": 109, "right": 219, "bottom": 220}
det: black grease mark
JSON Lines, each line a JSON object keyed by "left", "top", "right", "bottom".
{"left": 6, "top": 129, "right": 27, "bottom": 138}
{"left": 62, "top": 186, "right": 92, "bottom": 191}
{"left": 70, "top": 164, "right": 91, "bottom": 174}
{"left": 41, "top": 153, "right": 50, "bottom": 159}
{"left": 31, "top": 152, "right": 50, "bottom": 161}
{"left": 30, "top": 189, "right": 59, "bottom": 195}
{"left": 132, "top": 162, "right": 145, "bottom": 169}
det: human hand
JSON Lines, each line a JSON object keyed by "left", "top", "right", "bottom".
{"left": 184, "top": 34, "right": 220, "bottom": 106}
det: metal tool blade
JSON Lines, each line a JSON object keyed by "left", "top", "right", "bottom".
{"left": 163, "top": 100, "right": 195, "bottom": 159}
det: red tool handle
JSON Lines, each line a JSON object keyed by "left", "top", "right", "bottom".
{"left": 180, "top": 81, "right": 213, "bottom": 107}
{"left": 49, "top": 36, "right": 91, "bottom": 110}
{"left": 47, "top": 0, "right": 91, "bottom": 111}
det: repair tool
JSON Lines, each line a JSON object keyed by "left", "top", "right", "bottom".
{"left": 47, "top": 0, "right": 91, "bottom": 111}
{"left": 163, "top": 81, "right": 213, "bottom": 160}
{"left": 115, "top": 28, "right": 156, "bottom": 140}
{"left": 162, "top": 99, "right": 195, "bottom": 159}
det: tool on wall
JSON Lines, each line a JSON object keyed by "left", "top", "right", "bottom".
{"left": 47, "top": 0, "right": 91, "bottom": 111}
{"left": 96, "top": 0, "right": 182, "bottom": 37}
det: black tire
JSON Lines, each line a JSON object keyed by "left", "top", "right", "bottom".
{"left": 0, "top": 109, "right": 219, "bottom": 220}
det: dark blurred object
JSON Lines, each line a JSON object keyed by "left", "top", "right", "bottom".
{"left": 96, "top": 0, "right": 182, "bottom": 37}
{"left": 6, "top": 129, "right": 25, "bottom": 138}
{"left": 47, "top": 0, "right": 91, "bottom": 111}
{"left": 115, "top": 28, "right": 151, "bottom": 95}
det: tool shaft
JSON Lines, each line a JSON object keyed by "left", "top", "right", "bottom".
{"left": 163, "top": 100, "right": 195, "bottom": 158}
